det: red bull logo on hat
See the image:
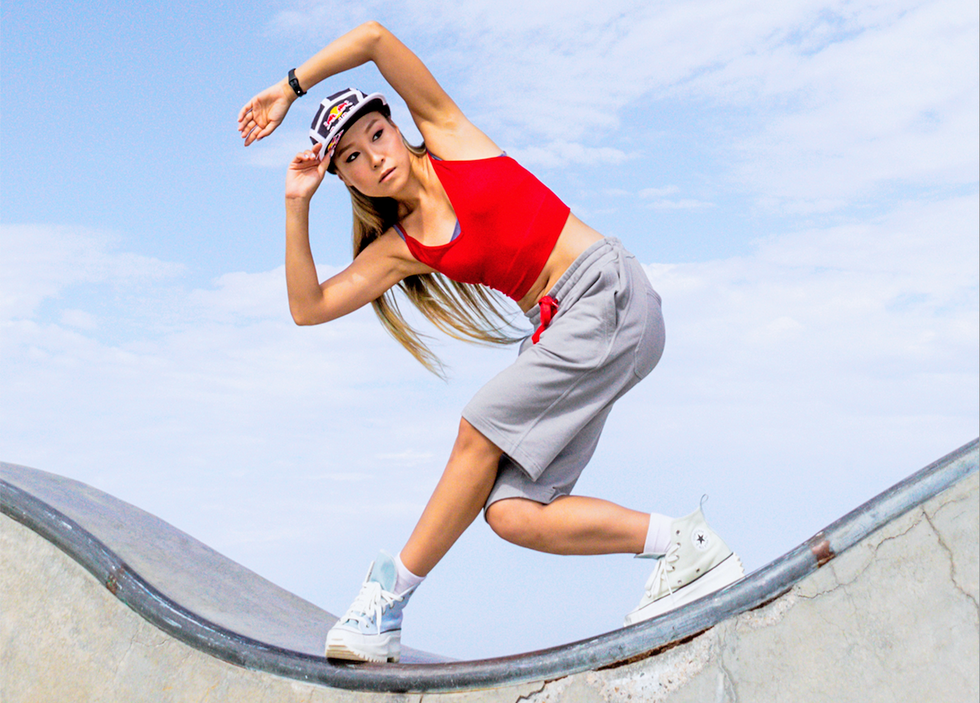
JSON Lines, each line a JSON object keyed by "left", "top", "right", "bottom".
{"left": 325, "top": 100, "right": 353, "bottom": 131}
{"left": 325, "top": 131, "right": 344, "bottom": 159}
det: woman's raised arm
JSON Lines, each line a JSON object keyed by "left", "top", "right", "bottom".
{"left": 239, "top": 22, "right": 498, "bottom": 158}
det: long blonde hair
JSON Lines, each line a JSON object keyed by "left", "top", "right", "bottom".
{"left": 346, "top": 137, "right": 524, "bottom": 376}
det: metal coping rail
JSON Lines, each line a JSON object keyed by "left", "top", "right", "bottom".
{"left": 2, "top": 438, "right": 977, "bottom": 693}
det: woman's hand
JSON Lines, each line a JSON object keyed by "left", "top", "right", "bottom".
{"left": 285, "top": 144, "right": 330, "bottom": 201}
{"left": 238, "top": 80, "right": 296, "bottom": 146}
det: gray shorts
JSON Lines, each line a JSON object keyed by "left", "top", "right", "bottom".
{"left": 461, "top": 237, "right": 665, "bottom": 509}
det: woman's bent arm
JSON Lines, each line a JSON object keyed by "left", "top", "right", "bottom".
{"left": 285, "top": 198, "right": 425, "bottom": 326}
{"left": 283, "top": 146, "right": 426, "bottom": 326}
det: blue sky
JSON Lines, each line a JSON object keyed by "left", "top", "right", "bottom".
{"left": 2, "top": 0, "right": 978, "bottom": 660}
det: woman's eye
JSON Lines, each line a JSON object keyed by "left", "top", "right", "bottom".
{"left": 373, "top": 129, "right": 383, "bottom": 141}
{"left": 345, "top": 152, "right": 359, "bottom": 163}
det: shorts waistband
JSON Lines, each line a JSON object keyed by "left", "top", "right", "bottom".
{"left": 525, "top": 237, "right": 624, "bottom": 327}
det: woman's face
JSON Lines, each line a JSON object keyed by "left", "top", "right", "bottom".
{"left": 333, "top": 113, "right": 411, "bottom": 197}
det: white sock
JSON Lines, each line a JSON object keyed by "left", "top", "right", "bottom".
{"left": 643, "top": 512, "right": 675, "bottom": 555}
{"left": 394, "top": 553, "right": 425, "bottom": 594}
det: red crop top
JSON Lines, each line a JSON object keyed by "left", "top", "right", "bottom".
{"left": 395, "top": 153, "right": 570, "bottom": 301}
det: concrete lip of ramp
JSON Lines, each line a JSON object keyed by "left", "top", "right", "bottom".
{"left": 2, "top": 438, "right": 978, "bottom": 698}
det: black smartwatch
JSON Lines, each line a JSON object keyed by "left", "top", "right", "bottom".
{"left": 288, "top": 68, "right": 306, "bottom": 97}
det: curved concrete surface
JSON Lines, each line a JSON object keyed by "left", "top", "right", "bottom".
{"left": 1, "top": 439, "right": 977, "bottom": 702}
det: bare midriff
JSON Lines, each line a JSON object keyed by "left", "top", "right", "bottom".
{"left": 516, "top": 213, "right": 604, "bottom": 313}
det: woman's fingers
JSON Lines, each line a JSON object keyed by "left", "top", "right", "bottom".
{"left": 240, "top": 112, "right": 280, "bottom": 145}
{"left": 237, "top": 101, "right": 261, "bottom": 143}
{"left": 238, "top": 83, "right": 296, "bottom": 145}
{"left": 237, "top": 94, "right": 272, "bottom": 144}
{"left": 237, "top": 102, "right": 252, "bottom": 124}
{"left": 240, "top": 122, "right": 258, "bottom": 145}
{"left": 289, "top": 149, "right": 319, "bottom": 167}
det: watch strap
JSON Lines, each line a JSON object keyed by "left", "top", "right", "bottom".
{"left": 288, "top": 68, "right": 306, "bottom": 97}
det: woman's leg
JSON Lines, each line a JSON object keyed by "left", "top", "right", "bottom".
{"left": 326, "top": 416, "right": 499, "bottom": 663}
{"left": 485, "top": 495, "right": 648, "bottom": 555}
{"left": 398, "top": 417, "right": 503, "bottom": 577}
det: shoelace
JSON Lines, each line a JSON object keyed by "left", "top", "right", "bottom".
{"left": 644, "top": 542, "right": 680, "bottom": 598}
{"left": 342, "top": 581, "right": 401, "bottom": 634}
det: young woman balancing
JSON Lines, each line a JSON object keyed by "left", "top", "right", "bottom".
{"left": 238, "top": 21, "right": 743, "bottom": 663}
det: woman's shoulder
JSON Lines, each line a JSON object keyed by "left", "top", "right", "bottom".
{"left": 359, "top": 227, "right": 435, "bottom": 275}
{"left": 417, "top": 117, "right": 503, "bottom": 162}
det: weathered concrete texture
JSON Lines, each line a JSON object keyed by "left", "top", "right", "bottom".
{"left": 0, "top": 461, "right": 443, "bottom": 666}
{"left": 2, "top": 471, "right": 977, "bottom": 702}
{"left": 527, "top": 470, "right": 980, "bottom": 703}
{"left": 0, "top": 514, "right": 540, "bottom": 703}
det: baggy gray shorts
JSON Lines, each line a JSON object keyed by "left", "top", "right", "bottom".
{"left": 461, "top": 237, "right": 666, "bottom": 509}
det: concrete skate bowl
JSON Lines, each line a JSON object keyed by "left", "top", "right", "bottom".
{"left": 2, "top": 439, "right": 977, "bottom": 702}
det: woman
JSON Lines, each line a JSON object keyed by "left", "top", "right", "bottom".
{"left": 238, "top": 21, "right": 742, "bottom": 663}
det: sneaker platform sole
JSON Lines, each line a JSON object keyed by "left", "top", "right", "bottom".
{"left": 625, "top": 553, "right": 744, "bottom": 626}
{"left": 325, "top": 628, "right": 401, "bottom": 663}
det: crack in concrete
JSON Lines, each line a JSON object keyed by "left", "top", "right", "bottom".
{"left": 716, "top": 655, "right": 738, "bottom": 703}
{"left": 923, "top": 511, "right": 980, "bottom": 612}
{"left": 524, "top": 676, "right": 570, "bottom": 702}
{"left": 796, "top": 513, "right": 924, "bottom": 602}
{"left": 513, "top": 680, "right": 548, "bottom": 702}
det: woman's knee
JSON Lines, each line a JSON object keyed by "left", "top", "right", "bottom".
{"left": 485, "top": 499, "right": 544, "bottom": 547}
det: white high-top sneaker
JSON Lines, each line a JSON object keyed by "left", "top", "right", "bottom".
{"left": 325, "top": 551, "right": 416, "bottom": 663}
{"left": 625, "top": 507, "right": 743, "bottom": 626}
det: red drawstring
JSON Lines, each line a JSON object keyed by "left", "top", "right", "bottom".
{"left": 531, "top": 295, "right": 559, "bottom": 344}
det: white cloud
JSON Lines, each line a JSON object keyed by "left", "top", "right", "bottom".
{"left": 644, "top": 198, "right": 713, "bottom": 211}
{"left": 639, "top": 186, "right": 680, "bottom": 199}
{"left": 641, "top": 194, "right": 978, "bottom": 404}
{"left": 241, "top": 127, "right": 312, "bottom": 169}
{"left": 59, "top": 309, "right": 99, "bottom": 331}
{"left": 688, "top": 0, "right": 979, "bottom": 206}
{"left": 186, "top": 268, "right": 295, "bottom": 321}
{"left": 0, "top": 224, "right": 184, "bottom": 321}
{"left": 635, "top": 185, "right": 713, "bottom": 210}
{"left": 507, "top": 141, "right": 630, "bottom": 169}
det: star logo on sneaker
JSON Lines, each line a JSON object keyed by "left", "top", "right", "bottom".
{"left": 692, "top": 529, "right": 711, "bottom": 551}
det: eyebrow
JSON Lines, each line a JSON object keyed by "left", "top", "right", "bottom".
{"left": 335, "top": 117, "right": 384, "bottom": 158}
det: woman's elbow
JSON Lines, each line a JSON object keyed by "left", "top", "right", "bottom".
{"left": 290, "top": 308, "right": 309, "bottom": 326}
{"left": 359, "top": 20, "right": 387, "bottom": 45}
{"left": 289, "top": 303, "right": 320, "bottom": 326}
{"left": 291, "top": 301, "right": 340, "bottom": 326}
